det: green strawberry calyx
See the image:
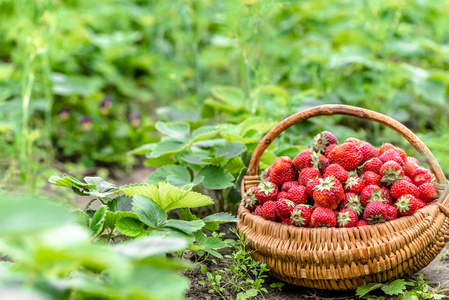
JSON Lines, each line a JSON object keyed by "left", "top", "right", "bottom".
{"left": 313, "top": 176, "right": 336, "bottom": 192}
{"left": 345, "top": 195, "right": 364, "bottom": 215}
{"left": 395, "top": 196, "right": 412, "bottom": 213}
{"left": 257, "top": 182, "right": 275, "bottom": 195}
{"left": 368, "top": 190, "right": 387, "bottom": 203}
{"left": 337, "top": 211, "right": 351, "bottom": 226}
{"left": 310, "top": 151, "right": 322, "bottom": 169}
{"left": 313, "top": 133, "right": 329, "bottom": 154}
{"left": 345, "top": 176, "right": 359, "bottom": 189}
{"left": 381, "top": 166, "right": 404, "bottom": 185}
{"left": 367, "top": 214, "right": 386, "bottom": 224}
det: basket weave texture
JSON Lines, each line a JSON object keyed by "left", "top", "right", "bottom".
{"left": 237, "top": 105, "right": 449, "bottom": 290}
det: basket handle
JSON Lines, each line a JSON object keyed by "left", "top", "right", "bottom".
{"left": 245, "top": 104, "right": 447, "bottom": 187}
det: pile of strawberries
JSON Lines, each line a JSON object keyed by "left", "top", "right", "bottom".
{"left": 242, "top": 131, "right": 439, "bottom": 228}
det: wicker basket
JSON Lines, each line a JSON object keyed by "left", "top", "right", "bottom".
{"left": 237, "top": 104, "right": 449, "bottom": 290}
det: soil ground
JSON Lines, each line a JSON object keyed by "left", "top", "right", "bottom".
{"left": 76, "top": 168, "right": 449, "bottom": 299}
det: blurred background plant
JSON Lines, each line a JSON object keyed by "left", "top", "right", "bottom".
{"left": 1, "top": 0, "right": 449, "bottom": 194}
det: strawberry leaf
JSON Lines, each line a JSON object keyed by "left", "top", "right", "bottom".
{"left": 356, "top": 283, "right": 384, "bottom": 297}
{"left": 381, "top": 279, "right": 408, "bottom": 295}
{"left": 133, "top": 195, "right": 167, "bottom": 229}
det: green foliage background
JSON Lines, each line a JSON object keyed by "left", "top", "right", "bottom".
{"left": 1, "top": 0, "right": 449, "bottom": 187}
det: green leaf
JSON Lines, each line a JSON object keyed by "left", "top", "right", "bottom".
{"left": 190, "top": 125, "right": 223, "bottom": 143}
{"left": 115, "top": 236, "right": 188, "bottom": 259}
{"left": 196, "top": 166, "right": 235, "bottom": 189}
{"left": 90, "top": 206, "right": 107, "bottom": 237}
{"left": 129, "top": 143, "right": 156, "bottom": 155}
{"left": 182, "top": 154, "right": 211, "bottom": 165}
{"left": 133, "top": 195, "right": 167, "bottom": 228}
{"left": 200, "top": 153, "right": 227, "bottom": 165}
{"left": 107, "top": 195, "right": 133, "bottom": 212}
{"left": 84, "top": 177, "right": 119, "bottom": 197}
{"left": 202, "top": 212, "right": 239, "bottom": 232}
{"left": 381, "top": 279, "right": 408, "bottom": 295}
{"left": 144, "top": 155, "right": 175, "bottom": 167}
{"left": 147, "top": 165, "right": 190, "bottom": 185}
{"left": 211, "top": 85, "right": 245, "bottom": 107}
{"left": 259, "top": 150, "right": 277, "bottom": 170}
{"left": 72, "top": 209, "right": 90, "bottom": 228}
{"left": 163, "top": 220, "right": 205, "bottom": 235}
{"left": 51, "top": 73, "right": 102, "bottom": 96}
{"left": 216, "top": 142, "right": 246, "bottom": 159}
{"left": 121, "top": 182, "right": 214, "bottom": 211}
{"left": 149, "top": 140, "right": 187, "bottom": 158}
{"left": 48, "top": 173, "right": 91, "bottom": 187}
{"left": 178, "top": 208, "right": 201, "bottom": 221}
{"left": 356, "top": 283, "right": 384, "bottom": 297}
{"left": 115, "top": 216, "right": 144, "bottom": 237}
{"left": 155, "top": 122, "right": 190, "bottom": 142}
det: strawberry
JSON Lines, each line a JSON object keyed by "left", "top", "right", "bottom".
{"left": 345, "top": 137, "right": 362, "bottom": 146}
{"left": 276, "top": 198, "right": 297, "bottom": 219}
{"left": 356, "top": 220, "right": 368, "bottom": 226}
{"left": 379, "top": 161, "right": 404, "bottom": 186}
{"left": 363, "top": 201, "right": 388, "bottom": 224}
{"left": 358, "top": 142, "right": 379, "bottom": 163}
{"left": 255, "top": 182, "right": 279, "bottom": 204}
{"left": 270, "top": 156, "right": 297, "bottom": 187}
{"left": 277, "top": 191, "right": 288, "bottom": 200}
{"left": 323, "top": 164, "right": 348, "bottom": 183}
{"left": 411, "top": 167, "right": 432, "bottom": 186}
{"left": 264, "top": 176, "right": 272, "bottom": 182}
{"left": 310, "top": 207, "right": 337, "bottom": 227}
{"left": 293, "top": 148, "right": 313, "bottom": 171}
{"left": 416, "top": 199, "right": 426, "bottom": 209}
{"left": 262, "top": 201, "right": 278, "bottom": 221}
{"left": 286, "top": 185, "right": 308, "bottom": 205}
{"left": 340, "top": 193, "right": 364, "bottom": 217}
{"left": 403, "top": 176, "right": 413, "bottom": 183}
{"left": 281, "top": 181, "right": 299, "bottom": 192}
{"left": 394, "top": 147, "right": 407, "bottom": 162}
{"left": 407, "top": 156, "right": 420, "bottom": 166}
{"left": 390, "top": 179, "right": 419, "bottom": 199}
{"left": 418, "top": 183, "right": 438, "bottom": 203}
{"left": 328, "top": 143, "right": 363, "bottom": 170}
{"left": 297, "top": 204, "right": 314, "bottom": 216}
{"left": 362, "top": 171, "right": 382, "bottom": 187}
{"left": 379, "top": 143, "right": 395, "bottom": 155}
{"left": 380, "top": 187, "right": 393, "bottom": 204}
{"left": 325, "top": 144, "right": 337, "bottom": 158}
{"left": 298, "top": 167, "right": 321, "bottom": 186}
{"left": 344, "top": 176, "right": 365, "bottom": 194}
{"left": 360, "top": 185, "right": 390, "bottom": 207}
{"left": 242, "top": 186, "right": 259, "bottom": 211}
{"left": 306, "top": 179, "right": 321, "bottom": 198}
{"left": 404, "top": 158, "right": 419, "bottom": 177}
{"left": 385, "top": 205, "right": 398, "bottom": 221}
{"left": 290, "top": 206, "right": 311, "bottom": 227}
{"left": 311, "top": 151, "right": 329, "bottom": 174}
{"left": 337, "top": 208, "right": 358, "bottom": 228}
{"left": 312, "top": 176, "right": 344, "bottom": 210}
{"left": 253, "top": 205, "right": 263, "bottom": 217}
{"left": 281, "top": 218, "right": 292, "bottom": 225}
{"left": 379, "top": 149, "right": 404, "bottom": 166}
{"left": 313, "top": 131, "right": 338, "bottom": 154}
{"left": 395, "top": 194, "right": 420, "bottom": 216}
{"left": 362, "top": 158, "right": 383, "bottom": 174}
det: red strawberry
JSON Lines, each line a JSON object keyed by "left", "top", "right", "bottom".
{"left": 362, "top": 158, "right": 383, "bottom": 174}
{"left": 363, "top": 201, "right": 388, "bottom": 224}
{"left": 253, "top": 205, "right": 263, "bottom": 217}
{"left": 379, "top": 161, "right": 404, "bottom": 186}
{"left": 328, "top": 143, "right": 363, "bottom": 171}
{"left": 277, "top": 191, "right": 288, "bottom": 200}
{"left": 340, "top": 193, "right": 364, "bottom": 217}
{"left": 390, "top": 179, "right": 419, "bottom": 199}
{"left": 311, "top": 151, "right": 329, "bottom": 174}
{"left": 358, "top": 142, "right": 379, "bottom": 163}
{"left": 264, "top": 176, "right": 272, "bottom": 182}
{"left": 298, "top": 167, "right": 321, "bottom": 186}
{"left": 293, "top": 148, "right": 313, "bottom": 171}
{"left": 337, "top": 208, "right": 358, "bottom": 228}
{"left": 345, "top": 137, "right": 362, "bottom": 146}
{"left": 255, "top": 182, "right": 279, "bottom": 204}
{"left": 356, "top": 220, "right": 368, "bottom": 226}
{"left": 276, "top": 198, "right": 297, "bottom": 219}
{"left": 242, "top": 187, "right": 259, "bottom": 211}
{"left": 379, "top": 149, "right": 404, "bottom": 166}
{"left": 270, "top": 156, "right": 297, "bottom": 187}
{"left": 419, "top": 183, "right": 438, "bottom": 203}
{"left": 306, "top": 179, "right": 321, "bottom": 198}
{"left": 379, "top": 143, "right": 395, "bottom": 155}
{"left": 344, "top": 176, "right": 365, "bottom": 194}
{"left": 310, "top": 207, "right": 337, "bottom": 227}
{"left": 360, "top": 185, "right": 390, "bottom": 207}
{"left": 325, "top": 144, "right": 337, "bottom": 158}
{"left": 380, "top": 187, "right": 393, "bottom": 205}
{"left": 416, "top": 199, "right": 426, "bottom": 209}
{"left": 323, "top": 164, "right": 348, "bottom": 183}
{"left": 313, "top": 131, "right": 338, "bottom": 154}
{"left": 286, "top": 185, "right": 308, "bottom": 205}
{"left": 262, "top": 201, "right": 278, "bottom": 221}
{"left": 411, "top": 167, "right": 432, "bottom": 186}
{"left": 281, "top": 181, "right": 299, "bottom": 192}
{"left": 385, "top": 205, "right": 398, "bottom": 221}
{"left": 297, "top": 204, "right": 314, "bottom": 216}
{"left": 290, "top": 206, "right": 311, "bottom": 227}
{"left": 394, "top": 194, "right": 420, "bottom": 216}
{"left": 394, "top": 147, "right": 407, "bottom": 162}
{"left": 403, "top": 176, "right": 413, "bottom": 183}
{"left": 362, "top": 171, "right": 382, "bottom": 187}
{"left": 404, "top": 158, "right": 419, "bottom": 177}
{"left": 312, "top": 176, "right": 344, "bottom": 210}
{"left": 281, "top": 218, "right": 292, "bottom": 225}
